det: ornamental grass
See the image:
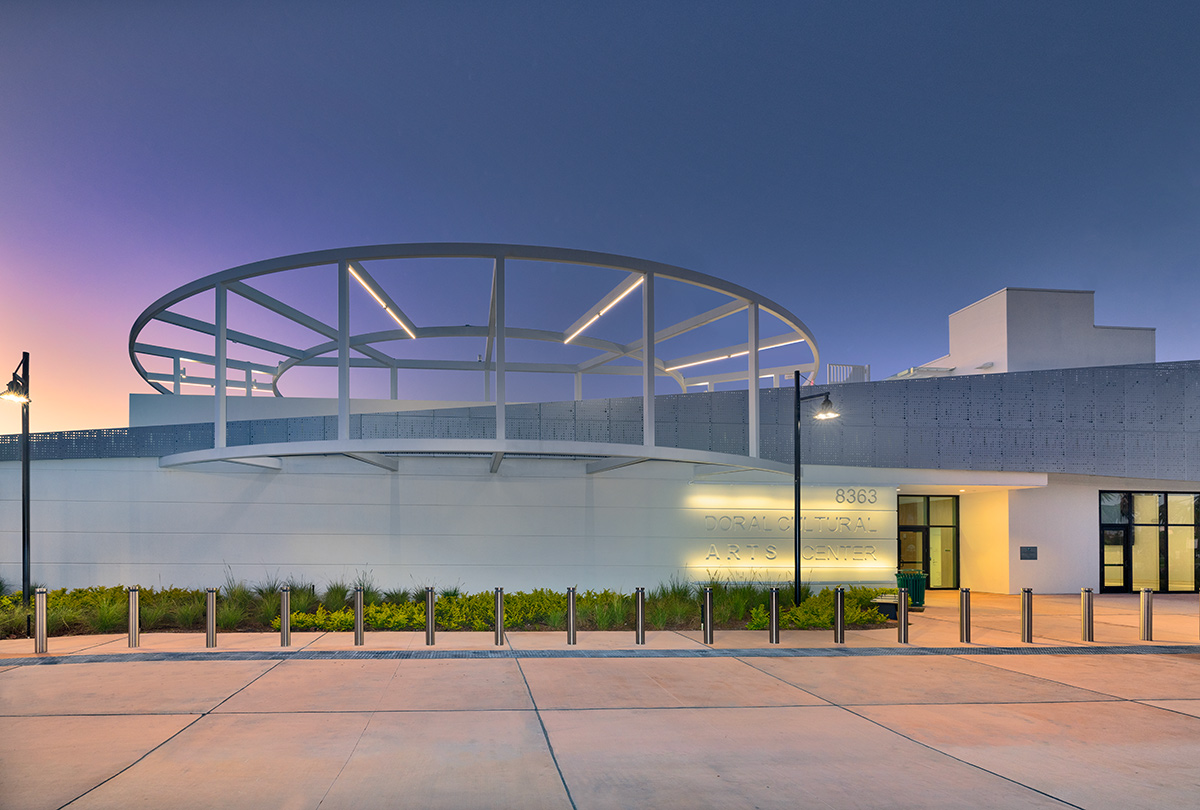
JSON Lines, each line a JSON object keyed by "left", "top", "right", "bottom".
{"left": 0, "top": 577, "right": 890, "bottom": 638}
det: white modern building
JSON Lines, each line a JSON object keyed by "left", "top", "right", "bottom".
{"left": 2, "top": 245, "right": 1196, "bottom": 596}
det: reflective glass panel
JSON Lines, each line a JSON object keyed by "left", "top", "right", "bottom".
{"left": 1100, "top": 492, "right": 1128, "bottom": 524}
{"left": 1168, "top": 494, "right": 1197, "bottom": 526}
{"left": 1167, "top": 526, "right": 1196, "bottom": 592}
{"left": 1102, "top": 528, "right": 1127, "bottom": 589}
{"left": 1132, "top": 525, "right": 1162, "bottom": 590}
{"left": 929, "top": 496, "right": 956, "bottom": 526}
{"left": 1132, "top": 493, "right": 1164, "bottom": 525}
{"left": 1103, "top": 530, "right": 1125, "bottom": 564}
{"left": 929, "top": 528, "right": 957, "bottom": 588}
{"left": 898, "top": 497, "right": 926, "bottom": 525}
{"left": 899, "top": 530, "right": 924, "bottom": 569}
{"left": 1104, "top": 566, "right": 1124, "bottom": 587}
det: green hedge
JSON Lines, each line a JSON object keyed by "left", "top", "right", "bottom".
{"left": 0, "top": 581, "right": 888, "bottom": 637}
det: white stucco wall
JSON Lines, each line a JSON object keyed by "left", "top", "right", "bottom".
{"left": 945, "top": 289, "right": 1010, "bottom": 374}
{"left": 1005, "top": 289, "right": 1154, "bottom": 372}
{"left": 914, "top": 288, "right": 1155, "bottom": 378}
{"left": 0, "top": 456, "right": 897, "bottom": 593}
{"left": 1006, "top": 478, "right": 1099, "bottom": 593}
{"left": 7, "top": 451, "right": 1193, "bottom": 596}
{"left": 960, "top": 489, "right": 1011, "bottom": 592}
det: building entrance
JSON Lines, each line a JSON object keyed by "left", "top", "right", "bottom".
{"left": 897, "top": 495, "right": 959, "bottom": 589}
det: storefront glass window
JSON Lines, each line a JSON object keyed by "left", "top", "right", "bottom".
{"left": 1102, "top": 491, "right": 1200, "bottom": 593}
{"left": 1100, "top": 492, "right": 1128, "bottom": 524}
{"left": 898, "top": 496, "right": 926, "bottom": 525}
{"left": 1132, "top": 493, "right": 1164, "bottom": 525}
{"left": 1167, "top": 526, "right": 1197, "bottom": 592}
{"left": 1168, "top": 494, "right": 1197, "bottom": 526}
{"left": 929, "top": 496, "right": 956, "bottom": 525}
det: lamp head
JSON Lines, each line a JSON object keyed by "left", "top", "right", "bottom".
{"left": 1, "top": 374, "right": 29, "bottom": 404}
{"left": 813, "top": 394, "right": 839, "bottom": 420}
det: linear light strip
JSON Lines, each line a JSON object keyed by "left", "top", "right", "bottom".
{"left": 664, "top": 337, "right": 806, "bottom": 372}
{"left": 564, "top": 277, "right": 644, "bottom": 344}
{"left": 348, "top": 264, "right": 418, "bottom": 339}
{"left": 686, "top": 373, "right": 777, "bottom": 389}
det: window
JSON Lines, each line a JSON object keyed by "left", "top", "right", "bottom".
{"left": 1100, "top": 491, "right": 1199, "bottom": 593}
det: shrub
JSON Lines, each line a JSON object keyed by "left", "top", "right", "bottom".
{"left": 174, "top": 598, "right": 205, "bottom": 629}
{"left": 141, "top": 601, "right": 170, "bottom": 630}
{"left": 592, "top": 593, "right": 628, "bottom": 630}
{"left": 222, "top": 575, "right": 254, "bottom": 611}
{"left": 779, "top": 586, "right": 886, "bottom": 629}
{"left": 286, "top": 580, "right": 320, "bottom": 614}
{"left": 47, "top": 604, "right": 82, "bottom": 635}
{"left": 383, "top": 588, "right": 411, "bottom": 604}
{"left": 3, "top": 580, "right": 890, "bottom": 637}
{"left": 544, "top": 608, "right": 567, "bottom": 630}
{"left": 252, "top": 573, "right": 285, "bottom": 600}
{"left": 0, "top": 601, "right": 28, "bottom": 637}
{"left": 352, "top": 572, "right": 383, "bottom": 606}
{"left": 217, "top": 601, "right": 246, "bottom": 631}
{"left": 256, "top": 592, "right": 281, "bottom": 626}
{"left": 646, "top": 601, "right": 670, "bottom": 630}
{"left": 322, "top": 580, "right": 351, "bottom": 611}
{"left": 90, "top": 595, "right": 126, "bottom": 634}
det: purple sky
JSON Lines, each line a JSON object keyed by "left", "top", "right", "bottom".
{"left": 2, "top": 1, "right": 1198, "bottom": 434}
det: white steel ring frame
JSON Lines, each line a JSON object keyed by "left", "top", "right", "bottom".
{"left": 130, "top": 244, "right": 820, "bottom": 472}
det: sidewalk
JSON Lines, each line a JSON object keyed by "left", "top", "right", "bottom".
{"left": 3, "top": 592, "right": 1200, "bottom": 808}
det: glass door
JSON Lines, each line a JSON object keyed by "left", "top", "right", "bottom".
{"left": 899, "top": 529, "right": 926, "bottom": 573}
{"left": 897, "top": 495, "right": 959, "bottom": 589}
{"left": 1100, "top": 526, "right": 1130, "bottom": 593}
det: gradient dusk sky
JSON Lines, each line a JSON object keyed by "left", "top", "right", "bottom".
{"left": 2, "top": 1, "right": 1198, "bottom": 435}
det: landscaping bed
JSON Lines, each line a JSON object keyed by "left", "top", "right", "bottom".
{"left": 0, "top": 577, "right": 892, "bottom": 638}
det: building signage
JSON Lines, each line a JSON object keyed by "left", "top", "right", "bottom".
{"left": 687, "top": 484, "right": 898, "bottom": 586}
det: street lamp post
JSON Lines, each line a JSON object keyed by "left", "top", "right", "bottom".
{"left": 2, "top": 353, "right": 30, "bottom": 605}
{"left": 793, "top": 370, "right": 839, "bottom": 606}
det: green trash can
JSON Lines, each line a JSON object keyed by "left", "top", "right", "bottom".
{"left": 896, "top": 570, "right": 928, "bottom": 607}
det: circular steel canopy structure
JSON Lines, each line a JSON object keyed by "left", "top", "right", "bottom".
{"left": 129, "top": 244, "right": 819, "bottom": 473}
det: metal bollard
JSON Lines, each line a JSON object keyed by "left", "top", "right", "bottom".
{"left": 898, "top": 587, "right": 909, "bottom": 644}
{"left": 127, "top": 586, "right": 140, "bottom": 648}
{"left": 634, "top": 587, "right": 646, "bottom": 645}
{"left": 494, "top": 587, "right": 505, "bottom": 646}
{"left": 1140, "top": 588, "right": 1153, "bottom": 641}
{"left": 34, "top": 587, "right": 47, "bottom": 654}
{"left": 353, "top": 587, "right": 364, "bottom": 647}
{"left": 280, "top": 585, "right": 291, "bottom": 648}
{"left": 566, "top": 587, "right": 577, "bottom": 645}
{"left": 768, "top": 587, "right": 780, "bottom": 644}
{"left": 425, "top": 587, "right": 436, "bottom": 646}
{"left": 206, "top": 587, "right": 218, "bottom": 648}
{"left": 960, "top": 588, "right": 971, "bottom": 644}
{"left": 1021, "top": 588, "right": 1033, "bottom": 643}
{"left": 702, "top": 587, "right": 714, "bottom": 645}
{"left": 1081, "top": 588, "right": 1094, "bottom": 642}
{"left": 833, "top": 586, "right": 845, "bottom": 644}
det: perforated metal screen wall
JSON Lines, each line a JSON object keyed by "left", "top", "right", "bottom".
{"left": 3, "top": 360, "right": 1197, "bottom": 480}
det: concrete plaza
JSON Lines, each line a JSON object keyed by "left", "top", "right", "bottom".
{"left": 3, "top": 590, "right": 1200, "bottom": 808}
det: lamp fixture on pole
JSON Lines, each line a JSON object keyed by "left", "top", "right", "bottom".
{"left": 2, "top": 353, "right": 30, "bottom": 606}
{"left": 794, "top": 371, "right": 839, "bottom": 606}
